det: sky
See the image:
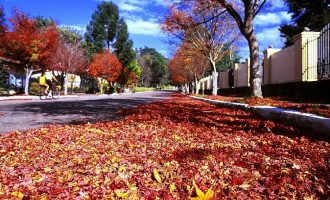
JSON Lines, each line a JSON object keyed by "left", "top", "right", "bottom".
{"left": 1, "top": 0, "right": 292, "bottom": 60}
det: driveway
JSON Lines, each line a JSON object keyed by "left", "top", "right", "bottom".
{"left": 0, "top": 91, "right": 172, "bottom": 134}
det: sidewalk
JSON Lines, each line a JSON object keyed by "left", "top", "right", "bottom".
{"left": 191, "top": 95, "right": 330, "bottom": 137}
{"left": 0, "top": 94, "right": 79, "bottom": 101}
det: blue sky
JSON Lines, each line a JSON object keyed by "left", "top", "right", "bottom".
{"left": 1, "top": 0, "right": 291, "bottom": 60}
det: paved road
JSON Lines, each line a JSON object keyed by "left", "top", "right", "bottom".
{"left": 0, "top": 91, "right": 173, "bottom": 134}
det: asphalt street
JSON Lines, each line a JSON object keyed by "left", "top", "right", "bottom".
{"left": 0, "top": 91, "right": 172, "bottom": 134}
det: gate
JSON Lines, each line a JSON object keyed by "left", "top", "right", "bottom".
{"left": 318, "top": 24, "right": 330, "bottom": 79}
{"left": 303, "top": 24, "right": 330, "bottom": 80}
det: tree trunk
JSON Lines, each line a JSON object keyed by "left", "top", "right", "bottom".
{"left": 64, "top": 74, "right": 68, "bottom": 96}
{"left": 195, "top": 78, "right": 200, "bottom": 94}
{"left": 201, "top": 80, "right": 205, "bottom": 95}
{"left": 184, "top": 83, "right": 189, "bottom": 94}
{"left": 71, "top": 82, "right": 74, "bottom": 95}
{"left": 24, "top": 67, "right": 33, "bottom": 95}
{"left": 210, "top": 59, "right": 218, "bottom": 96}
{"left": 100, "top": 79, "right": 104, "bottom": 94}
{"left": 247, "top": 31, "right": 263, "bottom": 98}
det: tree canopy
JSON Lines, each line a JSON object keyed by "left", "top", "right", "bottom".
{"left": 280, "top": 0, "right": 330, "bottom": 47}
{"left": 113, "top": 18, "right": 135, "bottom": 68}
{"left": 0, "top": 9, "right": 59, "bottom": 94}
{"left": 88, "top": 49, "right": 122, "bottom": 82}
{"left": 137, "top": 47, "right": 168, "bottom": 87}
{"left": 85, "top": 1, "right": 119, "bottom": 55}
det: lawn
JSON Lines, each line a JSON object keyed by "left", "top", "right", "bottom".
{"left": 0, "top": 94, "right": 329, "bottom": 199}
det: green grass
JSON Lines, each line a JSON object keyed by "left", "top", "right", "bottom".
{"left": 133, "top": 87, "right": 156, "bottom": 93}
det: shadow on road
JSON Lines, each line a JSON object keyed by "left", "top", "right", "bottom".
{"left": 0, "top": 91, "right": 173, "bottom": 133}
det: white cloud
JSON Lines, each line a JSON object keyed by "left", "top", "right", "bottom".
{"left": 104, "top": 0, "right": 166, "bottom": 9}
{"left": 257, "top": 27, "right": 285, "bottom": 49}
{"left": 237, "top": 27, "right": 285, "bottom": 61}
{"left": 126, "top": 18, "right": 162, "bottom": 36}
{"left": 266, "top": 0, "right": 287, "bottom": 11}
{"left": 158, "top": 49, "right": 168, "bottom": 57}
{"left": 255, "top": 11, "right": 291, "bottom": 27}
{"left": 118, "top": 2, "right": 143, "bottom": 12}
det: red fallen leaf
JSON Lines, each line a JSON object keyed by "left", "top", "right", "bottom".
{"left": 0, "top": 93, "right": 328, "bottom": 199}
{"left": 110, "top": 181, "right": 126, "bottom": 190}
{"left": 234, "top": 161, "right": 246, "bottom": 167}
{"left": 52, "top": 187, "right": 64, "bottom": 195}
{"left": 230, "top": 177, "right": 244, "bottom": 186}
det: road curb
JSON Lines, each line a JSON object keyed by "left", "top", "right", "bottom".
{"left": 0, "top": 96, "right": 37, "bottom": 101}
{"left": 190, "top": 96, "right": 330, "bottom": 136}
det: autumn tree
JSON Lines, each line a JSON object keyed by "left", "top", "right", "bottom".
{"left": 51, "top": 27, "right": 86, "bottom": 95}
{"left": 0, "top": 10, "right": 59, "bottom": 95}
{"left": 280, "top": 0, "right": 330, "bottom": 47}
{"left": 162, "top": 1, "right": 239, "bottom": 95}
{"left": 169, "top": 42, "right": 209, "bottom": 94}
{"left": 211, "top": 0, "right": 266, "bottom": 97}
{"left": 88, "top": 49, "right": 121, "bottom": 93}
{"left": 118, "top": 60, "right": 141, "bottom": 88}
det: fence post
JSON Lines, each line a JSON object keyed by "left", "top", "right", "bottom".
{"left": 293, "top": 32, "right": 320, "bottom": 81}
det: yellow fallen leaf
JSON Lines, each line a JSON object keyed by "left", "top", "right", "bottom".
{"left": 44, "top": 167, "right": 51, "bottom": 173}
{"left": 87, "top": 128, "right": 104, "bottom": 134}
{"left": 95, "top": 167, "right": 101, "bottom": 175}
{"left": 118, "top": 165, "right": 126, "bottom": 172}
{"left": 239, "top": 183, "right": 250, "bottom": 190}
{"left": 170, "top": 183, "right": 176, "bottom": 193}
{"left": 40, "top": 194, "right": 48, "bottom": 200}
{"left": 191, "top": 181, "right": 214, "bottom": 200}
{"left": 115, "top": 189, "right": 129, "bottom": 198}
{"left": 111, "top": 156, "right": 121, "bottom": 163}
{"left": 204, "top": 189, "right": 214, "bottom": 199}
{"left": 153, "top": 169, "right": 162, "bottom": 183}
{"left": 11, "top": 191, "right": 24, "bottom": 200}
{"left": 195, "top": 184, "right": 205, "bottom": 198}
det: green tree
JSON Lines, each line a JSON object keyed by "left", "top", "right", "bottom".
{"left": 216, "top": 46, "right": 240, "bottom": 73}
{"left": 128, "top": 60, "right": 142, "bottom": 78}
{"left": 138, "top": 47, "right": 168, "bottom": 87}
{"left": 112, "top": 18, "right": 137, "bottom": 87}
{"left": 85, "top": 1, "right": 119, "bottom": 55}
{"left": 34, "top": 16, "right": 55, "bottom": 29}
{"left": 58, "top": 27, "right": 82, "bottom": 43}
{"left": 280, "top": 0, "right": 330, "bottom": 47}
{"left": 113, "top": 18, "right": 135, "bottom": 67}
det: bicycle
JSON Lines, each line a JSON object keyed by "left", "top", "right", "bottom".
{"left": 39, "top": 82, "right": 61, "bottom": 100}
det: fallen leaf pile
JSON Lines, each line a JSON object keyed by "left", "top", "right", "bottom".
{"left": 0, "top": 94, "right": 329, "bottom": 199}
{"left": 202, "top": 95, "right": 330, "bottom": 118}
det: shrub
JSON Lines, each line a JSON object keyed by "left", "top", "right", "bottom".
{"left": 108, "top": 86, "right": 116, "bottom": 94}
{"left": 29, "top": 81, "right": 39, "bottom": 95}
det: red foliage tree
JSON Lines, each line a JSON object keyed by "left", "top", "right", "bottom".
{"left": 88, "top": 49, "right": 122, "bottom": 93}
{"left": 162, "top": 1, "right": 239, "bottom": 95}
{"left": 0, "top": 10, "right": 59, "bottom": 95}
{"left": 169, "top": 42, "right": 209, "bottom": 93}
{"left": 51, "top": 40, "right": 86, "bottom": 95}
